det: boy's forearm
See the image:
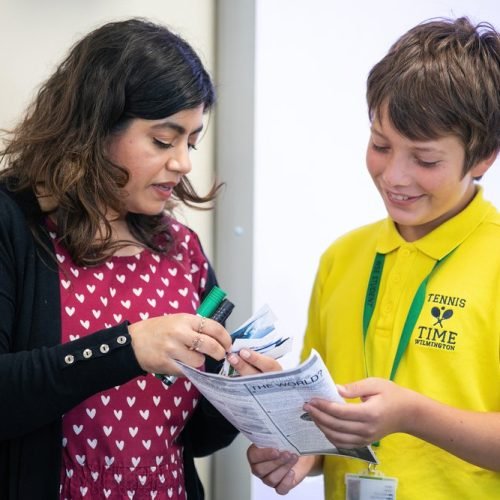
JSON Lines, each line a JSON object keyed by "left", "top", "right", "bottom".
{"left": 287, "top": 455, "right": 323, "bottom": 483}
{"left": 305, "top": 455, "right": 324, "bottom": 476}
{"left": 405, "top": 392, "right": 500, "bottom": 471}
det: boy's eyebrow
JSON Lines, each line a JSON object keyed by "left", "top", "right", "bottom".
{"left": 370, "top": 126, "right": 385, "bottom": 138}
{"left": 412, "top": 145, "right": 446, "bottom": 154}
{"left": 371, "top": 126, "right": 446, "bottom": 154}
{"left": 151, "top": 121, "right": 204, "bottom": 136}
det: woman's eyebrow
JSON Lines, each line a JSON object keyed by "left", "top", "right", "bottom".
{"left": 151, "top": 121, "right": 204, "bottom": 136}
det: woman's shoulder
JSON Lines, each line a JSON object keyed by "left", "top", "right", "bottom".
{"left": 162, "top": 216, "right": 208, "bottom": 262}
{"left": 0, "top": 182, "right": 17, "bottom": 206}
{"left": 165, "top": 216, "right": 198, "bottom": 239}
{"left": 162, "top": 216, "right": 203, "bottom": 250}
{"left": 0, "top": 182, "right": 31, "bottom": 225}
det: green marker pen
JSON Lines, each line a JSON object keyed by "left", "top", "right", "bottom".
{"left": 196, "top": 285, "right": 227, "bottom": 317}
{"left": 156, "top": 286, "right": 228, "bottom": 386}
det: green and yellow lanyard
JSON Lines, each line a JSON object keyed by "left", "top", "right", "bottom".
{"left": 362, "top": 251, "right": 452, "bottom": 445}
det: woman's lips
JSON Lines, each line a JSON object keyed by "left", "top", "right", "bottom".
{"left": 151, "top": 183, "right": 175, "bottom": 199}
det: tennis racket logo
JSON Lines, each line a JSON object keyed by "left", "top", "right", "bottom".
{"left": 431, "top": 307, "right": 453, "bottom": 327}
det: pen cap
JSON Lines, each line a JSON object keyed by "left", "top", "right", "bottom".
{"left": 197, "top": 286, "right": 227, "bottom": 317}
{"left": 210, "top": 299, "right": 235, "bottom": 324}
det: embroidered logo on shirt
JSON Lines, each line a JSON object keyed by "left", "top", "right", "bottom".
{"left": 430, "top": 307, "right": 453, "bottom": 327}
{"left": 413, "top": 293, "right": 466, "bottom": 352}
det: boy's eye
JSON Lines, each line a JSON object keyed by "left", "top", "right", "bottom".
{"left": 416, "top": 158, "right": 439, "bottom": 168}
{"left": 153, "top": 138, "right": 172, "bottom": 149}
{"left": 372, "top": 143, "right": 389, "bottom": 153}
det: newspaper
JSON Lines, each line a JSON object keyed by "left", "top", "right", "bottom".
{"left": 177, "top": 349, "right": 378, "bottom": 463}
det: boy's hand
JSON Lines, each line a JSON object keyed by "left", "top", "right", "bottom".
{"left": 304, "top": 377, "right": 415, "bottom": 448}
{"left": 247, "top": 445, "right": 319, "bottom": 495}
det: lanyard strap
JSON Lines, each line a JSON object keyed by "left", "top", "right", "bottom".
{"left": 363, "top": 251, "right": 450, "bottom": 381}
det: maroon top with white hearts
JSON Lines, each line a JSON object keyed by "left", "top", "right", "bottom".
{"left": 48, "top": 220, "right": 208, "bottom": 500}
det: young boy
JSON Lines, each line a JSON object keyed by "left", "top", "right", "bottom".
{"left": 247, "top": 16, "right": 500, "bottom": 499}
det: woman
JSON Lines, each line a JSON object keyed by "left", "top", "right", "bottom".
{"left": 0, "top": 18, "right": 275, "bottom": 499}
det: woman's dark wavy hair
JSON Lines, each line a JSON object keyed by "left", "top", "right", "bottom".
{"left": 0, "top": 18, "right": 219, "bottom": 266}
{"left": 367, "top": 16, "right": 500, "bottom": 175}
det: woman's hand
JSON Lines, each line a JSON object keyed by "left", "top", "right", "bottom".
{"left": 226, "top": 348, "right": 282, "bottom": 375}
{"left": 304, "top": 377, "right": 415, "bottom": 448}
{"left": 128, "top": 313, "right": 231, "bottom": 375}
{"left": 247, "top": 445, "right": 321, "bottom": 495}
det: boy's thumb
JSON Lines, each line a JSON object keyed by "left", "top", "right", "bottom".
{"left": 338, "top": 379, "right": 376, "bottom": 399}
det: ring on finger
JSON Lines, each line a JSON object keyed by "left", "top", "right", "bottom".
{"left": 198, "top": 316, "right": 206, "bottom": 334}
{"left": 189, "top": 335, "right": 203, "bottom": 352}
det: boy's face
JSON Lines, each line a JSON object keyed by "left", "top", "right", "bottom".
{"left": 366, "top": 107, "right": 491, "bottom": 241}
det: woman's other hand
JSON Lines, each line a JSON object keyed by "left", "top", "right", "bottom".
{"left": 227, "top": 348, "right": 282, "bottom": 376}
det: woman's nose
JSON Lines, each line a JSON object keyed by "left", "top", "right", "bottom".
{"left": 166, "top": 145, "right": 192, "bottom": 175}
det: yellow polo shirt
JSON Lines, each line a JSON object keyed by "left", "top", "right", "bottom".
{"left": 302, "top": 188, "right": 500, "bottom": 499}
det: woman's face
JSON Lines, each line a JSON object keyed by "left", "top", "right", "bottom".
{"left": 106, "top": 105, "right": 205, "bottom": 216}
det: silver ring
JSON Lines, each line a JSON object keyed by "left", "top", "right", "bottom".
{"left": 198, "top": 316, "right": 206, "bottom": 334}
{"left": 189, "top": 335, "right": 203, "bottom": 352}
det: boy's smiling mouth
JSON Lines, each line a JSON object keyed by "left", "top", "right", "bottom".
{"left": 387, "top": 191, "right": 422, "bottom": 202}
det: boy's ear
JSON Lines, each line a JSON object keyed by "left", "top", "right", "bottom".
{"left": 470, "top": 150, "right": 498, "bottom": 178}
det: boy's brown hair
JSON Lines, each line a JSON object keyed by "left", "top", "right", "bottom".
{"left": 367, "top": 17, "right": 500, "bottom": 173}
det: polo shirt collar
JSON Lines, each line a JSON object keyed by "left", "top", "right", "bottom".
{"left": 376, "top": 187, "right": 494, "bottom": 260}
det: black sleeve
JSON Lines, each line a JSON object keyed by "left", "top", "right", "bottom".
{"left": 0, "top": 190, "right": 145, "bottom": 439}
{"left": 0, "top": 325, "right": 145, "bottom": 440}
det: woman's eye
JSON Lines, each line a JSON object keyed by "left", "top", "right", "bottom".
{"left": 153, "top": 138, "right": 172, "bottom": 149}
{"left": 188, "top": 143, "right": 198, "bottom": 151}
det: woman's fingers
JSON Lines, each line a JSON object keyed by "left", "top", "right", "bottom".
{"left": 128, "top": 313, "right": 231, "bottom": 373}
{"left": 227, "top": 348, "right": 282, "bottom": 375}
{"left": 191, "top": 316, "right": 232, "bottom": 358}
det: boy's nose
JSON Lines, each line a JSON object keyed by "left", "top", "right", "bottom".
{"left": 382, "top": 155, "right": 410, "bottom": 186}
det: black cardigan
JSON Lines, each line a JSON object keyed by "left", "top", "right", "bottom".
{"left": 0, "top": 183, "right": 238, "bottom": 499}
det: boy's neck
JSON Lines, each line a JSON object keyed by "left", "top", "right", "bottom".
{"left": 396, "top": 185, "right": 478, "bottom": 242}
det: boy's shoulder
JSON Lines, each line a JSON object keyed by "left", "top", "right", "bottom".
{"left": 476, "top": 201, "right": 500, "bottom": 239}
{"left": 321, "top": 218, "right": 386, "bottom": 259}
{"left": 467, "top": 191, "right": 500, "bottom": 236}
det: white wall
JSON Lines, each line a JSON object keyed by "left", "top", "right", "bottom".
{"left": 215, "top": 1, "right": 500, "bottom": 499}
